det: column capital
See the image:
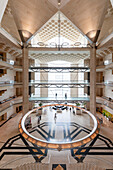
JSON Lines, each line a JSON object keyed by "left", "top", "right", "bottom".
{"left": 22, "top": 42, "right": 29, "bottom": 49}
{"left": 89, "top": 43, "right": 97, "bottom": 49}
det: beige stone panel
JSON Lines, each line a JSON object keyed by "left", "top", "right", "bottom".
{"left": 40, "top": 64, "right": 48, "bottom": 97}
{"left": 0, "top": 0, "right": 8, "bottom": 23}
{"left": 90, "top": 47, "right": 96, "bottom": 115}
{"left": 22, "top": 47, "right": 29, "bottom": 115}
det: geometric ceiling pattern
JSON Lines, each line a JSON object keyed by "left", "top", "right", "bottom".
{"left": 0, "top": 0, "right": 112, "bottom": 46}
{"left": 32, "top": 12, "right": 85, "bottom": 44}
{"left": 8, "top": 0, "right": 57, "bottom": 41}
{"left": 0, "top": 0, "right": 113, "bottom": 65}
{"left": 29, "top": 51, "right": 90, "bottom": 64}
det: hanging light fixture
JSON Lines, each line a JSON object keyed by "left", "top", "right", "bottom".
{"left": 58, "top": 0, "right": 61, "bottom": 51}
{"left": 58, "top": 11, "right": 61, "bottom": 51}
{"left": 58, "top": 0, "right": 61, "bottom": 6}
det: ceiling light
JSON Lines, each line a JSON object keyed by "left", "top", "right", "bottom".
{"left": 86, "top": 30, "right": 100, "bottom": 43}
{"left": 50, "top": 42, "right": 57, "bottom": 47}
{"left": 87, "top": 30, "right": 96, "bottom": 39}
{"left": 58, "top": 0, "right": 61, "bottom": 6}
{"left": 61, "top": 42, "right": 69, "bottom": 47}
{"left": 37, "top": 42, "right": 45, "bottom": 46}
{"left": 74, "top": 42, "right": 81, "bottom": 46}
{"left": 18, "top": 30, "right": 32, "bottom": 42}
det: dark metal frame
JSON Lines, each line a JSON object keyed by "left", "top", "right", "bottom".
{"left": 29, "top": 67, "right": 89, "bottom": 73}
{"left": 29, "top": 82, "right": 89, "bottom": 88}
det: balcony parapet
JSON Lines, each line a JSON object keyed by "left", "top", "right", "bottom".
{"left": 0, "top": 96, "right": 22, "bottom": 112}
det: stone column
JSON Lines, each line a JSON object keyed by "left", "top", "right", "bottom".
{"left": 90, "top": 46, "right": 96, "bottom": 115}
{"left": 84, "top": 59, "right": 90, "bottom": 96}
{"left": 29, "top": 59, "right": 35, "bottom": 96}
{"left": 40, "top": 64, "right": 48, "bottom": 97}
{"left": 22, "top": 45, "right": 29, "bottom": 115}
{"left": 70, "top": 64, "right": 78, "bottom": 97}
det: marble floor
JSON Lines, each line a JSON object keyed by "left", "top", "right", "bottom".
{"left": 0, "top": 105, "right": 113, "bottom": 169}
{"left": 29, "top": 106, "right": 93, "bottom": 143}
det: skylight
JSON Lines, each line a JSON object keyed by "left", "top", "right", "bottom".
{"left": 31, "top": 12, "right": 88, "bottom": 48}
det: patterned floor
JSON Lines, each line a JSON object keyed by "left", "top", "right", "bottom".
{"left": 52, "top": 164, "right": 66, "bottom": 170}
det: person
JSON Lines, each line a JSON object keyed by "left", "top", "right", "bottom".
{"left": 65, "top": 93, "right": 67, "bottom": 99}
{"left": 100, "top": 118, "right": 103, "bottom": 124}
{"left": 37, "top": 117, "right": 40, "bottom": 125}
{"left": 55, "top": 93, "right": 57, "bottom": 98}
{"left": 73, "top": 110, "right": 75, "bottom": 115}
{"left": 54, "top": 113, "right": 57, "bottom": 123}
{"left": 54, "top": 113, "right": 57, "bottom": 119}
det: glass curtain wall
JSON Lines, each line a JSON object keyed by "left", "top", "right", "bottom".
{"left": 34, "top": 60, "right": 40, "bottom": 97}
{"left": 78, "top": 61, "right": 84, "bottom": 97}
{"left": 48, "top": 61, "right": 70, "bottom": 99}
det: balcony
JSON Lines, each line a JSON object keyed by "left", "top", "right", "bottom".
{"left": 14, "top": 65, "right": 23, "bottom": 72}
{"left": 0, "top": 60, "right": 14, "bottom": 69}
{"left": 0, "top": 96, "right": 23, "bottom": 112}
{"left": 96, "top": 96, "right": 113, "bottom": 110}
{"left": 96, "top": 65, "right": 105, "bottom": 72}
{"left": 0, "top": 81, "right": 23, "bottom": 90}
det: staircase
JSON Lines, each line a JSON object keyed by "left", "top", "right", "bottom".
{"left": 68, "top": 163, "right": 106, "bottom": 170}
{"left": 13, "top": 162, "right": 106, "bottom": 170}
{"left": 13, "top": 163, "right": 49, "bottom": 170}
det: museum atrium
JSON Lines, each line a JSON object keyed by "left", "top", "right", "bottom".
{"left": 0, "top": 0, "right": 113, "bottom": 169}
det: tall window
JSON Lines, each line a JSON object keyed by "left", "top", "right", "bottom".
{"left": 48, "top": 61, "right": 70, "bottom": 98}
{"left": 33, "top": 60, "right": 40, "bottom": 97}
{"left": 78, "top": 62, "right": 84, "bottom": 97}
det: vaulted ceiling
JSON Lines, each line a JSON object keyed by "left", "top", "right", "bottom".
{"left": 1, "top": 0, "right": 112, "bottom": 44}
{"left": 32, "top": 12, "right": 86, "bottom": 46}
{"left": 0, "top": 0, "right": 113, "bottom": 63}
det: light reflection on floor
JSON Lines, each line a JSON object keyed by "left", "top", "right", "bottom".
{"left": 0, "top": 108, "right": 113, "bottom": 169}
{"left": 27, "top": 106, "right": 93, "bottom": 143}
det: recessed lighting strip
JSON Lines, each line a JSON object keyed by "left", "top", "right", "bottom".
{"left": 19, "top": 104, "right": 99, "bottom": 150}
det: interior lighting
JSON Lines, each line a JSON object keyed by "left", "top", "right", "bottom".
{"left": 19, "top": 104, "right": 99, "bottom": 150}
{"left": 86, "top": 30, "right": 100, "bottom": 43}
{"left": 18, "top": 30, "right": 32, "bottom": 42}
{"left": 58, "top": 0, "right": 61, "bottom": 6}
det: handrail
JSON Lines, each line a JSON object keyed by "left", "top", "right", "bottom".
{"left": 19, "top": 104, "right": 99, "bottom": 150}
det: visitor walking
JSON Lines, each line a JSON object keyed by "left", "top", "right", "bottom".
{"left": 65, "top": 93, "right": 67, "bottom": 99}
{"left": 55, "top": 93, "right": 57, "bottom": 99}
{"left": 54, "top": 113, "right": 57, "bottom": 123}
{"left": 37, "top": 117, "right": 40, "bottom": 125}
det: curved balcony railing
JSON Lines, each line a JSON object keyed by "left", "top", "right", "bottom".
{"left": 0, "top": 96, "right": 22, "bottom": 112}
